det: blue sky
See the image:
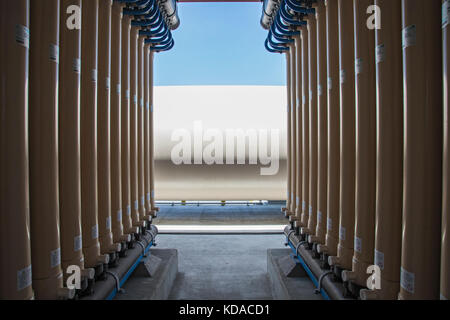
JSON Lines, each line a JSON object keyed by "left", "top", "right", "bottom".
{"left": 153, "top": 2, "right": 286, "bottom": 86}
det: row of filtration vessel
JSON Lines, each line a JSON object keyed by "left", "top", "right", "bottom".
{"left": 0, "top": 0, "right": 178, "bottom": 299}
{"left": 262, "top": 0, "right": 449, "bottom": 300}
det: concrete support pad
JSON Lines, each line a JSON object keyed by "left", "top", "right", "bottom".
{"left": 267, "top": 249, "right": 323, "bottom": 300}
{"left": 115, "top": 249, "right": 178, "bottom": 300}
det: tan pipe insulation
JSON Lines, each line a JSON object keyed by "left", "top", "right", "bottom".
{"left": 344, "top": 0, "right": 377, "bottom": 288}
{"left": 311, "top": 0, "right": 328, "bottom": 245}
{"left": 138, "top": 35, "right": 147, "bottom": 223}
{"left": 318, "top": 0, "right": 340, "bottom": 258}
{"left": 443, "top": 0, "right": 450, "bottom": 301}
{"left": 300, "top": 24, "right": 310, "bottom": 231}
{"left": 360, "top": 0, "right": 404, "bottom": 300}
{"left": 121, "top": 15, "right": 138, "bottom": 235}
{"left": 144, "top": 43, "right": 153, "bottom": 219}
{"left": 290, "top": 42, "right": 298, "bottom": 220}
{"left": 0, "top": 0, "right": 33, "bottom": 300}
{"left": 284, "top": 51, "right": 292, "bottom": 215}
{"left": 330, "top": 0, "right": 355, "bottom": 272}
{"left": 307, "top": 12, "right": 318, "bottom": 236}
{"left": 130, "top": 26, "right": 145, "bottom": 228}
{"left": 29, "top": 0, "right": 74, "bottom": 299}
{"left": 80, "top": 0, "right": 109, "bottom": 268}
{"left": 111, "top": 2, "right": 132, "bottom": 243}
{"left": 98, "top": 0, "right": 120, "bottom": 255}
{"left": 149, "top": 51, "right": 158, "bottom": 215}
{"left": 295, "top": 36, "right": 303, "bottom": 223}
{"left": 58, "top": 0, "right": 86, "bottom": 278}
{"left": 399, "top": 0, "right": 443, "bottom": 300}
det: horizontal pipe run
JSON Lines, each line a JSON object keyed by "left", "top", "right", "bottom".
{"left": 82, "top": 225, "right": 158, "bottom": 300}
{"left": 284, "top": 226, "right": 349, "bottom": 300}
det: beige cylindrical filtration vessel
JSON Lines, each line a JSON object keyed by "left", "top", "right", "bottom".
{"left": 130, "top": 26, "right": 145, "bottom": 228}
{"left": 307, "top": 12, "right": 318, "bottom": 236}
{"left": 81, "top": 0, "right": 109, "bottom": 269}
{"left": 144, "top": 43, "right": 153, "bottom": 219}
{"left": 149, "top": 51, "right": 158, "bottom": 215}
{"left": 346, "top": 0, "right": 377, "bottom": 287}
{"left": 0, "top": 0, "right": 33, "bottom": 300}
{"left": 98, "top": 0, "right": 120, "bottom": 255}
{"left": 59, "top": 0, "right": 85, "bottom": 277}
{"left": 360, "top": 0, "right": 403, "bottom": 300}
{"left": 311, "top": 0, "right": 328, "bottom": 245}
{"left": 442, "top": 0, "right": 450, "bottom": 301}
{"left": 121, "top": 15, "right": 138, "bottom": 234}
{"left": 299, "top": 24, "right": 310, "bottom": 230}
{"left": 295, "top": 35, "right": 303, "bottom": 224}
{"left": 318, "top": 0, "right": 340, "bottom": 257}
{"left": 138, "top": 35, "right": 147, "bottom": 223}
{"left": 289, "top": 42, "right": 298, "bottom": 219}
{"left": 331, "top": 0, "right": 355, "bottom": 272}
{"left": 29, "top": 0, "right": 72, "bottom": 299}
{"left": 399, "top": 0, "right": 443, "bottom": 300}
{"left": 111, "top": 2, "right": 130, "bottom": 243}
{"left": 285, "top": 51, "right": 292, "bottom": 215}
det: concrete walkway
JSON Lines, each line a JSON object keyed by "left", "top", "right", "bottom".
{"left": 156, "top": 234, "right": 285, "bottom": 300}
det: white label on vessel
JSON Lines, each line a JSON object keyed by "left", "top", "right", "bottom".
{"left": 318, "top": 84, "right": 323, "bottom": 96}
{"left": 126, "top": 205, "right": 131, "bottom": 216}
{"left": 106, "top": 77, "right": 110, "bottom": 90}
{"left": 74, "top": 235, "right": 82, "bottom": 252}
{"left": 296, "top": 197, "right": 300, "bottom": 206}
{"left": 355, "top": 58, "right": 363, "bottom": 75}
{"left": 73, "top": 58, "right": 81, "bottom": 73}
{"left": 309, "top": 90, "right": 313, "bottom": 101}
{"left": 151, "top": 190, "right": 155, "bottom": 199}
{"left": 140, "top": 98, "right": 144, "bottom": 108}
{"left": 106, "top": 216, "right": 111, "bottom": 230}
{"left": 309, "top": 205, "right": 313, "bottom": 215}
{"left": 402, "top": 25, "right": 416, "bottom": 49}
{"left": 141, "top": 196, "right": 145, "bottom": 206}
{"left": 117, "top": 209, "right": 122, "bottom": 222}
{"left": 133, "top": 95, "right": 138, "bottom": 104}
{"left": 327, "top": 77, "right": 333, "bottom": 90}
{"left": 125, "top": 90, "right": 130, "bottom": 100}
{"left": 376, "top": 44, "right": 385, "bottom": 64}
{"left": 134, "top": 200, "right": 139, "bottom": 211}
{"left": 17, "top": 265, "right": 32, "bottom": 291}
{"left": 317, "top": 211, "right": 322, "bottom": 223}
{"left": 91, "top": 224, "right": 99, "bottom": 240}
{"left": 146, "top": 193, "right": 151, "bottom": 202}
{"left": 400, "top": 267, "right": 415, "bottom": 294}
{"left": 50, "top": 248, "right": 61, "bottom": 268}
{"left": 375, "top": 249, "right": 385, "bottom": 270}
{"left": 339, "top": 226, "right": 346, "bottom": 241}
{"left": 91, "top": 69, "right": 98, "bottom": 82}
{"left": 49, "top": 44, "right": 59, "bottom": 64}
{"left": 117, "top": 84, "right": 121, "bottom": 94}
{"left": 15, "top": 25, "right": 30, "bottom": 48}
{"left": 327, "top": 218, "right": 332, "bottom": 231}
{"left": 302, "top": 201, "right": 306, "bottom": 211}
{"left": 354, "top": 236, "right": 362, "bottom": 253}
{"left": 340, "top": 70, "right": 346, "bottom": 84}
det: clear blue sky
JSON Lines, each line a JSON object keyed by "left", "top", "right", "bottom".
{"left": 153, "top": 2, "right": 286, "bottom": 86}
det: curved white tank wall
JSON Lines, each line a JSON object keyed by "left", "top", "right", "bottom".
{"left": 154, "top": 86, "right": 287, "bottom": 200}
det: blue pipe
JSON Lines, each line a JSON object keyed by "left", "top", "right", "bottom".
{"left": 265, "top": 38, "right": 288, "bottom": 53}
{"left": 286, "top": 237, "right": 331, "bottom": 300}
{"left": 285, "top": 0, "right": 315, "bottom": 15}
{"left": 105, "top": 239, "right": 155, "bottom": 300}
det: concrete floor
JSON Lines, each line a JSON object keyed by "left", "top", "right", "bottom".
{"left": 155, "top": 204, "right": 287, "bottom": 226}
{"left": 156, "top": 234, "right": 286, "bottom": 300}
